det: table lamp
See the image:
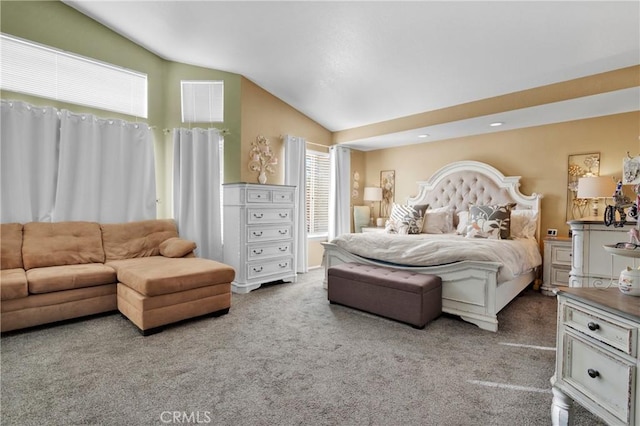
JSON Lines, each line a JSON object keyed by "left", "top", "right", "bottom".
{"left": 363, "top": 187, "right": 382, "bottom": 226}
{"left": 577, "top": 176, "right": 616, "bottom": 217}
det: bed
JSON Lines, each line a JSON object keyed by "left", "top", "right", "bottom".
{"left": 321, "top": 160, "right": 543, "bottom": 332}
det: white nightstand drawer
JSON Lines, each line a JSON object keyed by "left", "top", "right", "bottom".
{"left": 564, "top": 302, "right": 636, "bottom": 355}
{"left": 247, "top": 241, "right": 292, "bottom": 260}
{"left": 247, "top": 208, "right": 292, "bottom": 224}
{"left": 563, "top": 333, "right": 634, "bottom": 424}
{"left": 247, "top": 257, "right": 293, "bottom": 279}
{"left": 552, "top": 246, "right": 572, "bottom": 265}
{"left": 552, "top": 267, "right": 570, "bottom": 286}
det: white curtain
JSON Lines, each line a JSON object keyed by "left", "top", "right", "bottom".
{"left": 283, "top": 134, "right": 308, "bottom": 274}
{"left": 53, "top": 110, "right": 156, "bottom": 223}
{"left": 328, "top": 145, "right": 351, "bottom": 241}
{"left": 173, "top": 128, "right": 223, "bottom": 261}
{"left": 1, "top": 100, "right": 59, "bottom": 223}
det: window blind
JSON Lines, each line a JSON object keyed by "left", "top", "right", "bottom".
{"left": 305, "top": 150, "right": 330, "bottom": 235}
{"left": 0, "top": 33, "right": 148, "bottom": 118}
{"left": 181, "top": 80, "right": 224, "bottom": 123}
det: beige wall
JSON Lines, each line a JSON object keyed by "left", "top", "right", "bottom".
{"left": 240, "top": 77, "right": 334, "bottom": 268}
{"left": 364, "top": 112, "right": 640, "bottom": 240}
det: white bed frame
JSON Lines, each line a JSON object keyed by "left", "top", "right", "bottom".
{"left": 322, "top": 160, "right": 542, "bottom": 332}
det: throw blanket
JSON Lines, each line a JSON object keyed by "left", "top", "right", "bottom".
{"left": 330, "top": 233, "right": 542, "bottom": 279}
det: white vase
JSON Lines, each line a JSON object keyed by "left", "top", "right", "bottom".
{"left": 258, "top": 171, "right": 267, "bottom": 184}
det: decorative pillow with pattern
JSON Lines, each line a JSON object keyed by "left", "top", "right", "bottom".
{"left": 466, "top": 204, "right": 515, "bottom": 239}
{"left": 385, "top": 203, "right": 428, "bottom": 234}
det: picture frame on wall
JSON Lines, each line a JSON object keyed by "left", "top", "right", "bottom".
{"left": 566, "top": 152, "right": 600, "bottom": 221}
{"left": 380, "top": 170, "right": 395, "bottom": 218}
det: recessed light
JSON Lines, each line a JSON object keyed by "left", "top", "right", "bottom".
{"left": 489, "top": 122, "right": 504, "bottom": 127}
{"left": 418, "top": 134, "right": 429, "bottom": 138}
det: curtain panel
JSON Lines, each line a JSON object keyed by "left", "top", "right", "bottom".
{"left": 172, "top": 128, "right": 223, "bottom": 261}
{"left": 1, "top": 100, "right": 156, "bottom": 224}
{"left": 1, "top": 100, "right": 59, "bottom": 223}
{"left": 328, "top": 145, "right": 351, "bottom": 241}
{"left": 283, "top": 134, "right": 308, "bottom": 274}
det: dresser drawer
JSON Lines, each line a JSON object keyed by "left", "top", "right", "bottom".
{"left": 247, "top": 208, "right": 292, "bottom": 224}
{"left": 563, "top": 302, "right": 637, "bottom": 355}
{"left": 562, "top": 333, "right": 635, "bottom": 424}
{"left": 246, "top": 188, "right": 271, "bottom": 203}
{"left": 552, "top": 246, "right": 572, "bottom": 265}
{"left": 272, "top": 189, "right": 294, "bottom": 203}
{"left": 247, "top": 241, "right": 292, "bottom": 260}
{"left": 247, "top": 257, "right": 293, "bottom": 279}
{"left": 247, "top": 225, "right": 292, "bottom": 242}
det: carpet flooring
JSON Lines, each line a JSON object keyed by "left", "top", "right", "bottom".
{"left": 1, "top": 269, "right": 603, "bottom": 425}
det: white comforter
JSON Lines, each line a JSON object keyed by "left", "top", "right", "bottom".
{"left": 330, "top": 232, "right": 542, "bottom": 279}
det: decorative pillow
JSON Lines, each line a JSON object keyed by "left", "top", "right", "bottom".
{"left": 385, "top": 203, "right": 428, "bottom": 234}
{"left": 466, "top": 204, "right": 515, "bottom": 240}
{"left": 510, "top": 209, "right": 538, "bottom": 239}
{"left": 422, "top": 206, "right": 454, "bottom": 234}
{"left": 159, "top": 237, "right": 197, "bottom": 258}
{"left": 456, "top": 211, "right": 469, "bottom": 235}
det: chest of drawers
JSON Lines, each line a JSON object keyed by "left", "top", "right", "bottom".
{"left": 551, "top": 288, "right": 640, "bottom": 425}
{"left": 223, "top": 183, "right": 298, "bottom": 293}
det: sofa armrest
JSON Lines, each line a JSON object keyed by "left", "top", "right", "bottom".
{"left": 159, "top": 237, "right": 197, "bottom": 258}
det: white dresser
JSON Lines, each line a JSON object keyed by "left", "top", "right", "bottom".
{"left": 551, "top": 288, "right": 640, "bottom": 426}
{"left": 569, "top": 218, "right": 638, "bottom": 288}
{"left": 542, "top": 237, "right": 573, "bottom": 296}
{"left": 223, "top": 183, "right": 297, "bottom": 293}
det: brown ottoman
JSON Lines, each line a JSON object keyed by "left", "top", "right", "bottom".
{"left": 109, "top": 256, "right": 235, "bottom": 335}
{"left": 328, "top": 262, "right": 442, "bottom": 328}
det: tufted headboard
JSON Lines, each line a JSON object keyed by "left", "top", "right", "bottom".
{"left": 406, "top": 161, "right": 542, "bottom": 239}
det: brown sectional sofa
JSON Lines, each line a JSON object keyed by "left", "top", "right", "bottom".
{"left": 0, "top": 219, "right": 235, "bottom": 334}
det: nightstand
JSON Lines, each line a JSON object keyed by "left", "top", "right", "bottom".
{"left": 541, "top": 237, "right": 572, "bottom": 296}
{"left": 361, "top": 226, "right": 386, "bottom": 233}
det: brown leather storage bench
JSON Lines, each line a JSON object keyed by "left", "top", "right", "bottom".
{"left": 328, "top": 262, "right": 442, "bottom": 328}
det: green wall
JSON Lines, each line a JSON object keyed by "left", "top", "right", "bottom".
{"left": 0, "top": 0, "right": 242, "bottom": 217}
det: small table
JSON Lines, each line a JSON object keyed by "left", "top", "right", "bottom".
{"left": 551, "top": 287, "right": 640, "bottom": 425}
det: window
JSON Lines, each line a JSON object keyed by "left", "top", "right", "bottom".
{"left": 306, "top": 150, "right": 330, "bottom": 236}
{"left": 0, "top": 33, "right": 148, "bottom": 118}
{"left": 181, "top": 80, "right": 224, "bottom": 123}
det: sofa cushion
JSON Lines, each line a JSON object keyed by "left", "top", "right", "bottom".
{"left": 1, "top": 223, "right": 24, "bottom": 270}
{"left": 1, "top": 268, "right": 28, "bottom": 300}
{"left": 159, "top": 237, "right": 196, "bottom": 258}
{"left": 22, "top": 222, "right": 105, "bottom": 270}
{"left": 1, "top": 284, "right": 116, "bottom": 313}
{"left": 107, "top": 256, "right": 235, "bottom": 297}
{"left": 101, "top": 219, "right": 179, "bottom": 261}
{"left": 26, "top": 263, "right": 117, "bottom": 294}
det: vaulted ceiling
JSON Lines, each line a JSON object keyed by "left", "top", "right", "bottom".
{"left": 65, "top": 1, "right": 639, "bottom": 149}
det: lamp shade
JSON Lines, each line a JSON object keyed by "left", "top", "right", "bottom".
{"left": 577, "top": 176, "right": 616, "bottom": 199}
{"left": 363, "top": 187, "right": 382, "bottom": 202}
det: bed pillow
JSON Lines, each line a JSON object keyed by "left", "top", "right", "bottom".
{"left": 422, "top": 206, "right": 454, "bottom": 234}
{"left": 466, "top": 203, "right": 515, "bottom": 240}
{"left": 385, "top": 203, "right": 428, "bottom": 234}
{"left": 510, "top": 209, "right": 538, "bottom": 239}
{"left": 456, "top": 211, "right": 469, "bottom": 235}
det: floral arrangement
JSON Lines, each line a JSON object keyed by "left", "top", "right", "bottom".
{"left": 248, "top": 135, "right": 277, "bottom": 184}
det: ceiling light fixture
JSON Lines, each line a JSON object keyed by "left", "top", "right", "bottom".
{"left": 418, "top": 134, "right": 429, "bottom": 138}
{"left": 490, "top": 122, "right": 504, "bottom": 127}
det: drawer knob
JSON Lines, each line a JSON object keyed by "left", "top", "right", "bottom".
{"left": 587, "top": 322, "right": 600, "bottom": 331}
{"left": 252, "top": 249, "right": 263, "bottom": 255}
{"left": 587, "top": 369, "right": 600, "bottom": 379}
{"left": 279, "top": 246, "right": 288, "bottom": 252}
{"left": 279, "top": 230, "right": 287, "bottom": 235}
{"left": 278, "top": 263, "right": 288, "bottom": 268}
{"left": 279, "top": 213, "right": 288, "bottom": 218}
{"left": 253, "top": 213, "right": 264, "bottom": 219}
{"left": 253, "top": 266, "right": 263, "bottom": 273}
